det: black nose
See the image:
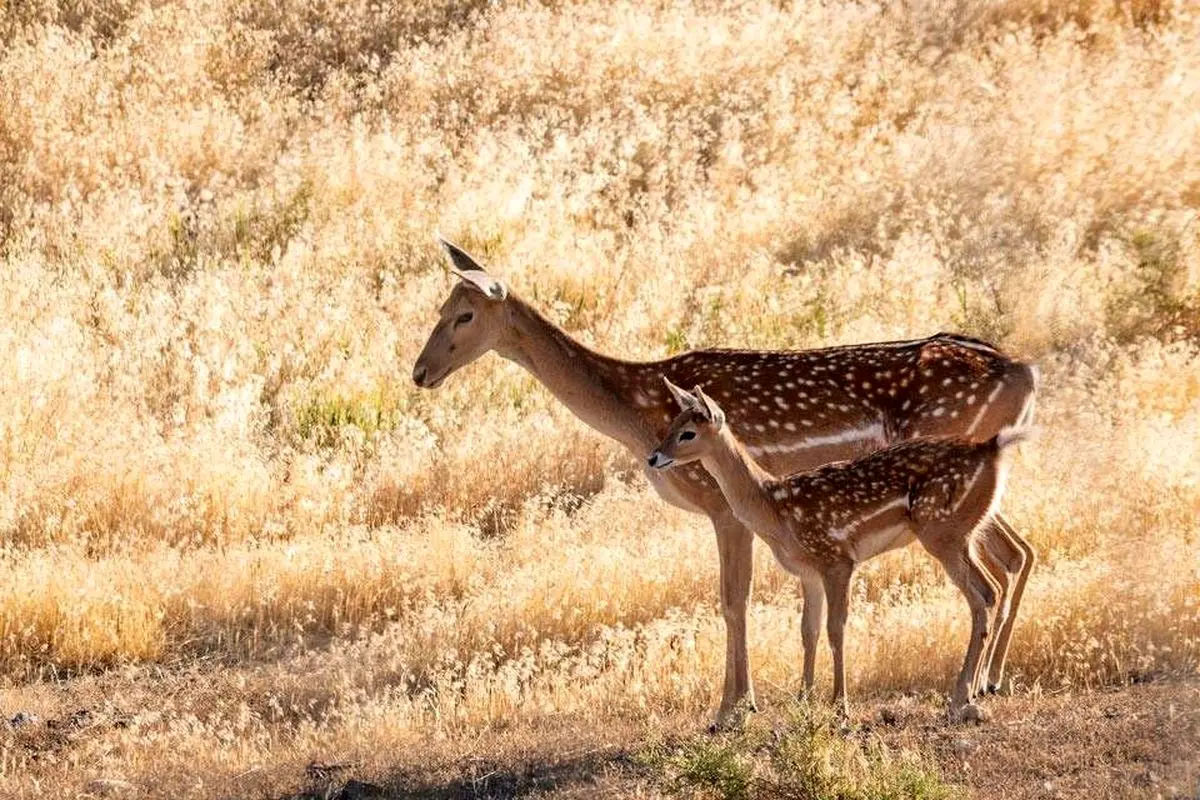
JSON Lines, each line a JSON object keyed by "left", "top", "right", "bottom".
{"left": 412, "top": 364, "right": 427, "bottom": 387}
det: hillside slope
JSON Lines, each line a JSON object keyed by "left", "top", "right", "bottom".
{"left": 0, "top": 0, "right": 1198, "bottom": 796}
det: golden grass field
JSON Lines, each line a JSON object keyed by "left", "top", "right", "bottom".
{"left": 1, "top": 0, "right": 1199, "bottom": 797}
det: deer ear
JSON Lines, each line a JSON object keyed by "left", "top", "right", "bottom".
{"left": 438, "top": 237, "right": 508, "bottom": 301}
{"left": 438, "top": 236, "right": 484, "bottom": 272}
{"left": 694, "top": 385, "right": 726, "bottom": 429}
{"left": 662, "top": 376, "right": 700, "bottom": 412}
{"left": 457, "top": 270, "right": 508, "bottom": 301}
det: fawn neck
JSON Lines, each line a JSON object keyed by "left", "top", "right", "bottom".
{"left": 495, "top": 294, "right": 658, "bottom": 452}
{"left": 700, "top": 428, "right": 786, "bottom": 537}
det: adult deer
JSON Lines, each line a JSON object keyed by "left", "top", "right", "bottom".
{"left": 412, "top": 239, "right": 1037, "bottom": 728}
{"left": 648, "top": 381, "right": 1030, "bottom": 719}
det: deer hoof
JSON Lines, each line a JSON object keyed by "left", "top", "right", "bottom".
{"left": 709, "top": 699, "right": 756, "bottom": 733}
{"left": 955, "top": 703, "right": 987, "bottom": 724}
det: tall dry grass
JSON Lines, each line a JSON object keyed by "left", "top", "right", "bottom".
{"left": 0, "top": 0, "right": 1198, "bottom": 796}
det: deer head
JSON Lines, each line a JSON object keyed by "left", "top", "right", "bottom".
{"left": 647, "top": 378, "right": 727, "bottom": 470}
{"left": 412, "top": 238, "right": 509, "bottom": 389}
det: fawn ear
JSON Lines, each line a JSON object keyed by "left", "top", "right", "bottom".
{"left": 694, "top": 385, "right": 726, "bottom": 429}
{"left": 663, "top": 376, "right": 700, "bottom": 412}
{"left": 438, "top": 236, "right": 508, "bottom": 301}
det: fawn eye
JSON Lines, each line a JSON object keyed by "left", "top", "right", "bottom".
{"left": 454, "top": 311, "right": 474, "bottom": 327}
{"left": 678, "top": 431, "right": 696, "bottom": 441}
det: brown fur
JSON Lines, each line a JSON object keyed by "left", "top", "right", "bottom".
{"left": 414, "top": 240, "right": 1037, "bottom": 726}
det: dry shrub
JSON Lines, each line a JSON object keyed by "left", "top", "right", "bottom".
{"left": 0, "top": 0, "right": 144, "bottom": 46}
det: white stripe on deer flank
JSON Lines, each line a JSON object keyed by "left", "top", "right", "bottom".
{"left": 829, "top": 496, "right": 909, "bottom": 541}
{"left": 745, "top": 421, "right": 885, "bottom": 457}
{"left": 965, "top": 380, "right": 1006, "bottom": 436}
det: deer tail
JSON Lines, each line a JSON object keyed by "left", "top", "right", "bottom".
{"left": 993, "top": 426, "right": 1037, "bottom": 451}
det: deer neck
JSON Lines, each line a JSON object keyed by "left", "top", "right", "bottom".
{"left": 495, "top": 294, "right": 657, "bottom": 453}
{"left": 700, "top": 428, "right": 785, "bottom": 537}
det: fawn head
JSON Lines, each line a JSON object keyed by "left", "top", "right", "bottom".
{"left": 647, "top": 378, "right": 727, "bottom": 470}
{"left": 413, "top": 238, "right": 509, "bottom": 389}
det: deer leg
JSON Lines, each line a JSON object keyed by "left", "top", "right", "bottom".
{"left": 973, "top": 529, "right": 1013, "bottom": 699}
{"left": 711, "top": 513, "right": 756, "bottom": 729}
{"left": 798, "top": 567, "right": 826, "bottom": 697}
{"left": 983, "top": 514, "right": 1035, "bottom": 693}
{"left": 822, "top": 562, "right": 854, "bottom": 717}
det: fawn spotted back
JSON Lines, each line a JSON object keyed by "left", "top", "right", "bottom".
{"left": 769, "top": 436, "right": 1019, "bottom": 561}
{"left": 649, "top": 382, "right": 1031, "bottom": 718}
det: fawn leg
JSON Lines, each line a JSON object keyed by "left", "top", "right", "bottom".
{"left": 973, "top": 530, "right": 1013, "bottom": 698}
{"left": 983, "top": 514, "right": 1035, "bottom": 692}
{"left": 822, "top": 562, "right": 854, "bottom": 717}
{"left": 938, "top": 550, "right": 998, "bottom": 718}
{"left": 798, "top": 567, "right": 826, "bottom": 697}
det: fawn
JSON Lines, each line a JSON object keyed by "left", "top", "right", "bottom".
{"left": 647, "top": 379, "right": 1031, "bottom": 720}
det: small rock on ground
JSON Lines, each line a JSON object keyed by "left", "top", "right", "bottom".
{"left": 84, "top": 778, "right": 137, "bottom": 797}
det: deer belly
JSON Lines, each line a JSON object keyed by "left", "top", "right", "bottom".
{"left": 844, "top": 523, "right": 915, "bottom": 562}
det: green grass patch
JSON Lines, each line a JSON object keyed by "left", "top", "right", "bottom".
{"left": 1108, "top": 229, "right": 1200, "bottom": 343}
{"left": 294, "top": 387, "right": 401, "bottom": 447}
{"left": 147, "top": 182, "right": 314, "bottom": 280}
{"left": 643, "top": 702, "right": 961, "bottom": 800}
{"left": 230, "top": 180, "right": 313, "bottom": 264}
{"left": 665, "top": 327, "right": 691, "bottom": 354}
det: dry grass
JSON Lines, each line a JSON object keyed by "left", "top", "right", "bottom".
{"left": 1, "top": 0, "right": 1199, "bottom": 797}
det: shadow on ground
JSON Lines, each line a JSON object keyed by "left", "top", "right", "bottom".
{"left": 288, "top": 749, "right": 641, "bottom": 800}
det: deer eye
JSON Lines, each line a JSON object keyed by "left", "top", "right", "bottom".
{"left": 454, "top": 311, "right": 474, "bottom": 327}
{"left": 678, "top": 430, "right": 696, "bottom": 441}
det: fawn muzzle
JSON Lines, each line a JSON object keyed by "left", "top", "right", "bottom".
{"left": 647, "top": 451, "right": 675, "bottom": 470}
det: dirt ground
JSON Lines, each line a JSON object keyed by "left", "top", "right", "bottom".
{"left": 3, "top": 672, "right": 1197, "bottom": 798}
{"left": 877, "top": 678, "right": 1200, "bottom": 800}
{"left": 301, "top": 677, "right": 1200, "bottom": 799}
